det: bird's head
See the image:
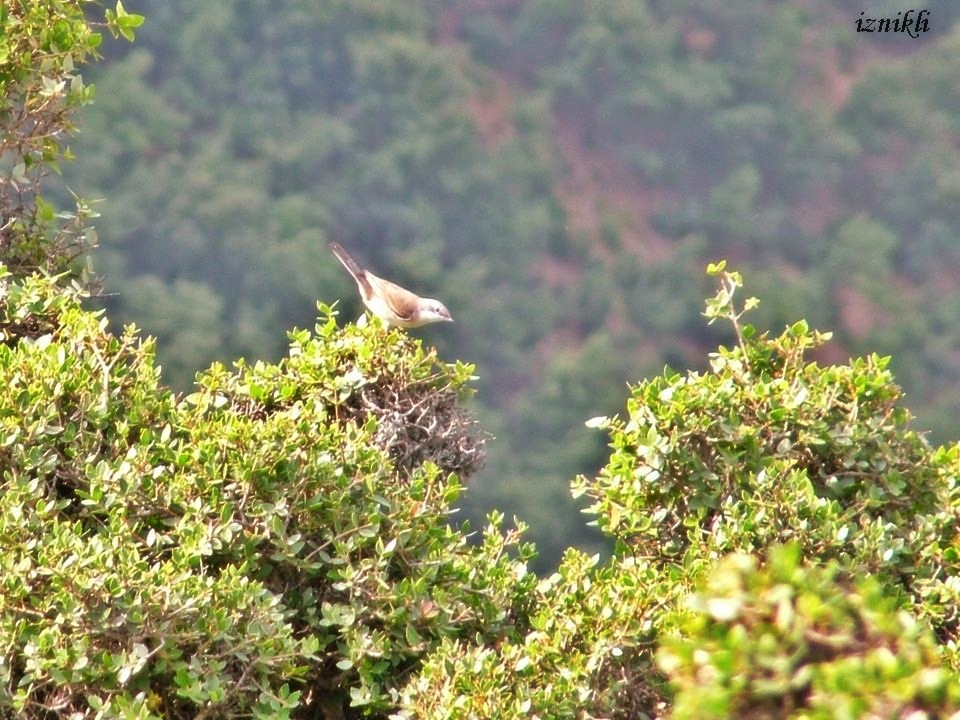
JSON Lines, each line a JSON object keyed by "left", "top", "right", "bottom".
{"left": 413, "top": 298, "right": 454, "bottom": 326}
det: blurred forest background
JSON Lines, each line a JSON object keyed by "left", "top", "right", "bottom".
{"left": 56, "top": 0, "right": 960, "bottom": 568}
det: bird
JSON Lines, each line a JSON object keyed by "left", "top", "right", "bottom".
{"left": 329, "top": 241, "right": 454, "bottom": 329}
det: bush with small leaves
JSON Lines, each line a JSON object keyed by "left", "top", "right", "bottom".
{"left": 659, "top": 544, "right": 960, "bottom": 719}
{"left": 574, "top": 262, "right": 960, "bottom": 651}
{"left": 398, "top": 548, "right": 670, "bottom": 719}
{"left": 0, "top": 0, "right": 143, "bottom": 278}
{"left": 0, "top": 270, "right": 537, "bottom": 718}
{"left": 399, "top": 262, "right": 960, "bottom": 719}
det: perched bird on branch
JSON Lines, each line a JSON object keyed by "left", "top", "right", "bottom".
{"left": 329, "top": 241, "right": 453, "bottom": 329}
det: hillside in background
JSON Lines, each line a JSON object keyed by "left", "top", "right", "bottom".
{"left": 59, "top": 0, "right": 960, "bottom": 566}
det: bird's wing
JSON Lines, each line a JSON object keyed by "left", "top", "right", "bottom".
{"left": 371, "top": 275, "right": 421, "bottom": 322}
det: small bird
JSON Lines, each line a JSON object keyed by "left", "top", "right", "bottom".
{"left": 329, "top": 241, "right": 454, "bottom": 328}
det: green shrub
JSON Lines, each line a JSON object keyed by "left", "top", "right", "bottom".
{"left": 0, "top": 269, "right": 536, "bottom": 718}
{"left": 0, "top": 0, "right": 142, "bottom": 279}
{"left": 399, "top": 548, "right": 670, "bottom": 719}
{"left": 401, "top": 262, "right": 960, "bottom": 719}
{"left": 659, "top": 544, "right": 960, "bottom": 719}
{"left": 6, "top": 256, "right": 960, "bottom": 719}
{"left": 574, "top": 262, "right": 960, "bottom": 649}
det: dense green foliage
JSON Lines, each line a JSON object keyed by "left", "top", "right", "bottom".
{"left": 0, "top": 270, "right": 539, "bottom": 717}
{"left": 5, "top": 255, "right": 960, "bottom": 718}
{"left": 576, "top": 265, "right": 960, "bottom": 647}
{"left": 399, "top": 267, "right": 960, "bottom": 719}
{"left": 578, "top": 264, "right": 960, "bottom": 637}
{"left": 660, "top": 545, "right": 960, "bottom": 719}
{"left": 0, "top": 0, "right": 138, "bottom": 278}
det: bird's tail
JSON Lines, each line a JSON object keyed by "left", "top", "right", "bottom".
{"left": 329, "top": 241, "right": 364, "bottom": 280}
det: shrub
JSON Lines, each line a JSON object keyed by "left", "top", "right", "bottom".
{"left": 0, "top": 270, "right": 535, "bottom": 718}
{"left": 659, "top": 544, "right": 960, "bottom": 719}
{"left": 0, "top": 0, "right": 142, "bottom": 279}
{"left": 401, "top": 262, "right": 960, "bottom": 719}
{"left": 399, "top": 549, "right": 669, "bottom": 719}
{"left": 574, "top": 262, "right": 960, "bottom": 648}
